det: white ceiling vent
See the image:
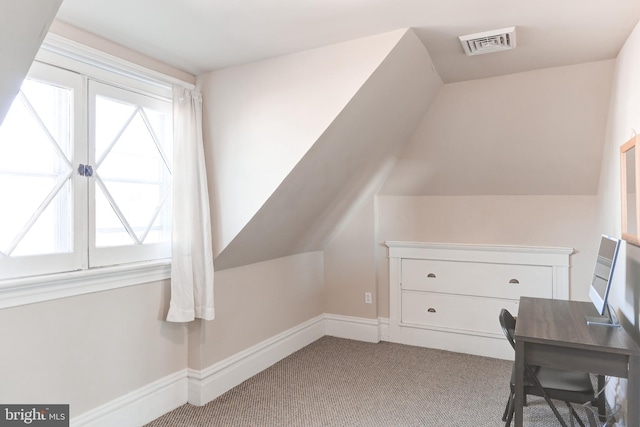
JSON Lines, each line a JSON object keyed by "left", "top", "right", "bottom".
{"left": 459, "top": 27, "right": 516, "bottom": 56}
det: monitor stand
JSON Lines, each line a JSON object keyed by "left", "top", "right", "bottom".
{"left": 586, "top": 304, "right": 620, "bottom": 328}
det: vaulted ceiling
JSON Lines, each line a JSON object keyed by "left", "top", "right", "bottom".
{"left": 0, "top": 0, "right": 62, "bottom": 125}
{"left": 3, "top": 1, "right": 639, "bottom": 269}
{"left": 56, "top": 0, "right": 640, "bottom": 82}
{"left": 206, "top": 29, "right": 442, "bottom": 269}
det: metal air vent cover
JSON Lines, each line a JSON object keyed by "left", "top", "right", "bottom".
{"left": 459, "top": 27, "right": 516, "bottom": 56}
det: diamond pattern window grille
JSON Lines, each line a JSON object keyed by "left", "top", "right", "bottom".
{"left": 0, "top": 60, "right": 174, "bottom": 281}
{"left": 0, "top": 81, "right": 73, "bottom": 258}
{"left": 94, "top": 96, "right": 172, "bottom": 248}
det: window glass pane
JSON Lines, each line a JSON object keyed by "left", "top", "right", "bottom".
{"left": 96, "top": 182, "right": 171, "bottom": 247}
{"left": 0, "top": 78, "right": 73, "bottom": 257}
{"left": 143, "top": 107, "right": 173, "bottom": 166}
{"left": 95, "top": 96, "right": 136, "bottom": 162}
{"left": 21, "top": 79, "right": 72, "bottom": 160}
{"left": 93, "top": 92, "right": 172, "bottom": 249}
{"left": 95, "top": 186, "right": 134, "bottom": 247}
{"left": 99, "top": 113, "right": 163, "bottom": 180}
{"left": 144, "top": 193, "right": 173, "bottom": 244}
{"left": 12, "top": 181, "right": 73, "bottom": 256}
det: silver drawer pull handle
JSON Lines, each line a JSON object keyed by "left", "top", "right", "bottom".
{"left": 427, "top": 308, "right": 436, "bottom": 313}
{"left": 509, "top": 279, "right": 520, "bottom": 284}
{"left": 427, "top": 273, "right": 436, "bottom": 278}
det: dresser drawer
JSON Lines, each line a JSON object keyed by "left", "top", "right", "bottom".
{"left": 401, "top": 291, "right": 519, "bottom": 336}
{"left": 401, "top": 258, "right": 552, "bottom": 299}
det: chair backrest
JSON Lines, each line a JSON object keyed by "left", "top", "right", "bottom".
{"left": 499, "top": 308, "right": 517, "bottom": 350}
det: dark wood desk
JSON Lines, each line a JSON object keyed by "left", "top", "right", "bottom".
{"left": 514, "top": 297, "right": 640, "bottom": 427}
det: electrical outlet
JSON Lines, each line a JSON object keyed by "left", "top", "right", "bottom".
{"left": 364, "top": 292, "right": 372, "bottom": 304}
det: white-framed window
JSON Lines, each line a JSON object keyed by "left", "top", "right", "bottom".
{"left": 0, "top": 62, "right": 86, "bottom": 279}
{"left": 89, "top": 80, "right": 172, "bottom": 267}
{"left": 0, "top": 36, "right": 182, "bottom": 306}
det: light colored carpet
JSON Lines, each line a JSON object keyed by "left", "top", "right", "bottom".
{"left": 146, "top": 336, "right": 601, "bottom": 426}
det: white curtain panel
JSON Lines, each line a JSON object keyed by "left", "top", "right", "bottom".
{"left": 167, "top": 87, "right": 215, "bottom": 322}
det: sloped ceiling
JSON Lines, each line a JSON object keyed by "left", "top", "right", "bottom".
{"left": 1, "top": 3, "right": 630, "bottom": 270}
{"left": 380, "top": 60, "right": 615, "bottom": 196}
{"left": 55, "top": 0, "right": 640, "bottom": 83}
{"left": 0, "top": 0, "right": 62, "bottom": 125}
{"left": 208, "top": 29, "right": 442, "bottom": 269}
{"left": 200, "top": 30, "right": 410, "bottom": 255}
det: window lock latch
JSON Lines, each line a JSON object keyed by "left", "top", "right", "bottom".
{"left": 77, "top": 164, "right": 94, "bottom": 177}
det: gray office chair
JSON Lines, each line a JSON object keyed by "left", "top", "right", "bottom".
{"left": 499, "top": 308, "right": 596, "bottom": 427}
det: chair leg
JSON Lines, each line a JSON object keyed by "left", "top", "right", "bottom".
{"left": 594, "top": 375, "right": 606, "bottom": 422}
{"left": 502, "top": 392, "right": 512, "bottom": 421}
{"left": 565, "top": 402, "right": 576, "bottom": 427}
{"left": 504, "top": 394, "right": 515, "bottom": 427}
{"left": 525, "top": 365, "right": 569, "bottom": 427}
{"left": 585, "top": 406, "right": 598, "bottom": 427}
{"left": 544, "top": 397, "right": 569, "bottom": 427}
{"left": 566, "top": 402, "right": 586, "bottom": 427}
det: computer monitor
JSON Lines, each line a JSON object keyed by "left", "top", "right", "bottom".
{"left": 586, "top": 234, "right": 621, "bottom": 327}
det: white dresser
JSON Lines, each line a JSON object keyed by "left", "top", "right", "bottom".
{"left": 386, "top": 242, "right": 573, "bottom": 359}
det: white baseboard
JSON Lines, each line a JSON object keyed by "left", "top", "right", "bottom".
{"left": 379, "top": 317, "right": 390, "bottom": 341}
{"left": 71, "top": 313, "right": 389, "bottom": 426}
{"left": 324, "top": 314, "right": 389, "bottom": 343}
{"left": 187, "top": 314, "right": 325, "bottom": 406}
{"left": 389, "top": 325, "right": 513, "bottom": 360}
{"left": 71, "top": 369, "right": 188, "bottom": 427}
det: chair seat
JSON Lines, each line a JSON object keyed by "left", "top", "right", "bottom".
{"left": 510, "top": 364, "right": 594, "bottom": 404}
{"left": 511, "top": 365, "right": 594, "bottom": 402}
{"left": 536, "top": 367, "right": 593, "bottom": 394}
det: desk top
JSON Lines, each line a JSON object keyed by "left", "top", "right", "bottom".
{"left": 515, "top": 297, "right": 640, "bottom": 356}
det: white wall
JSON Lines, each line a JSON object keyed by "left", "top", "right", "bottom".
{"left": 0, "top": 23, "right": 198, "bottom": 422}
{"left": 596, "top": 19, "right": 640, "bottom": 424}
{"left": 189, "top": 252, "right": 324, "bottom": 369}
{"left": 210, "top": 29, "right": 442, "bottom": 271}
{"left": 381, "top": 60, "right": 614, "bottom": 196}
{"left": 0, "top": 0, "right": 62, "bottom": 124}
{"left": 324, "top": 198, "right": 377, "bottom": 318}
{"left": 0, "top": 15, "right": 630, "bottom": 423}
{"left": 325, "top": 61, "right": 611, "bottom": 322}
{"left": 199, "top": 30, "right": 408, "bottom": 258}
{"left": 0, "top": 281, "right": 186, "bottom": 418}
{"left": 0, "top": 24, "right": 434, "bottom": 422}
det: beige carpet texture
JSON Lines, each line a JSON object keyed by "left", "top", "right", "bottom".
{"left": 146, "top": 336, "right": 606, "bottom": 426}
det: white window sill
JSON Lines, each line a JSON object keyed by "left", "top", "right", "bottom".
{"left": 0, "top": 260, "right": 171, "bottom": 310}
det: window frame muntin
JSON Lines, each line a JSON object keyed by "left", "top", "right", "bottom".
{"left": 0, "top": 34, "right": 190, "bottom": 307}
{"left": 0, "top": 61, "right": 87, "bottom": 280}
{"left": 88, "top": 79, "right": 172, "bottom": 267}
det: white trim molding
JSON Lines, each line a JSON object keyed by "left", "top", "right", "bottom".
{"left": 385, "top": 241, "right": 574, "bottom": 267}
{"left": 324, "top": 314, "right": 389, "bottom": 343}
{"left": 0, "top": 261, "right": 171, "bottom": 309}
{"left": 71, "top": 369, "right": 187, "bottom": 427}
{"left": 70, "top": 314, "right": 394, "bottom": 425}
{"left": 39, "top": 33, "right": 194, "bottom": 91}
{"left": 188, "top": 315, "right": 325, "bottom": 406}
{"left": 379, "top": 317, "right": 390, "bottom": 341}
